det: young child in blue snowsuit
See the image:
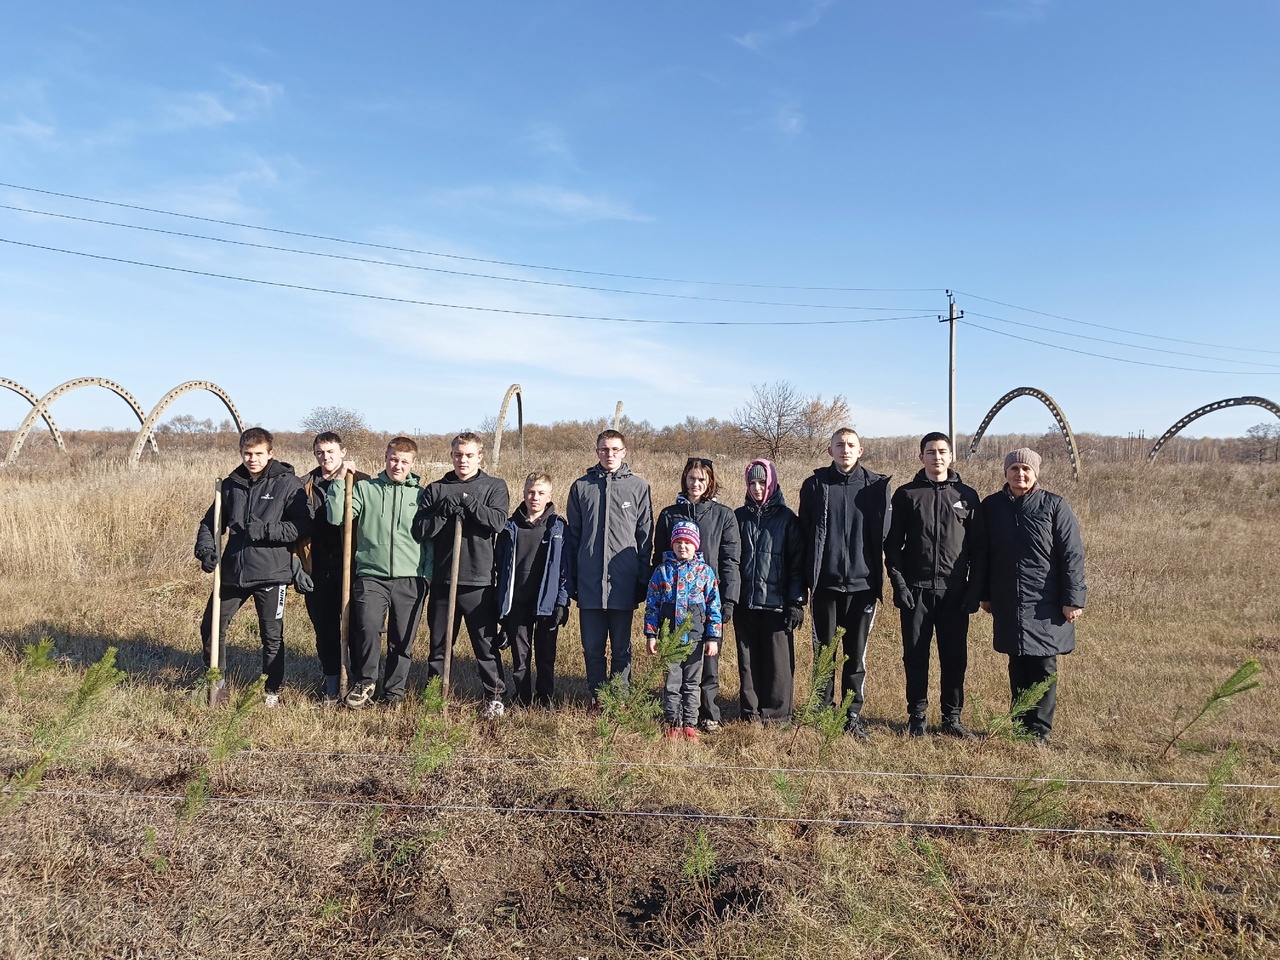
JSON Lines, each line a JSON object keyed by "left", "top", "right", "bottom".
{"left": 644, "top": 519, "right": 722, "bottom": 741}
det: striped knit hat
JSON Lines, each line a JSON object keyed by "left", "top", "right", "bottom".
{"left": 670, "top": 519, "right": 701, "bottom": 550}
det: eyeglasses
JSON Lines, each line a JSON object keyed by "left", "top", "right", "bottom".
{"left": 684, "top": 457, "right": 713, "bottom": 471}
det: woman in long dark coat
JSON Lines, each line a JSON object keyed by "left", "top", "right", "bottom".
{"left": 734, "top": 458, "right": 807, "bottom": 724}
{"left": 980, "top": 448, "right": 1086, "bottom": 742}
{"left": 652, "top": 457, "right": 740, "bottom": 731}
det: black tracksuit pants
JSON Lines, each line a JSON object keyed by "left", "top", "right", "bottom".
{"left": 303, "top": 568, "right": 344, "bottom": 678}
{"left": 502, "top": 600, "right": 558, "bottom": 707}
{"left": 698, "top": 648, "right": 721, "bottom": 724}
{"left": 900, "top": 586, "right": 969, "bottom": 721}
{"left": 1008, "top": 653, "right": 1059, "bottom": 737}
{"left": 812, "top": 588, "right": 877, "bottom": 718}
{"left": 735, "top": 608, "right": 794, "bottom": 722}
{"left": 350, "top": 576, "right": 427, "bottom": 701}
{"left": 200, "top": 582, "right": 288, "bottom": 694}
{"left": 426, "top": 584, "right": 504, "bottom": 701}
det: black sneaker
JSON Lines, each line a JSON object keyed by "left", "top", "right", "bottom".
{"left": 845, "top": 717, "right": 871, "bottom": 740}
{"left": 940, "top": 718, "right": 977, "bottom": 740}
{"left": 907, "top": 715, "right": 927, "bottom": 738}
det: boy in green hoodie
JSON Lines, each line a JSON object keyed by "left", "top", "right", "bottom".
{"left": 327, "top": 436, "right": 434, "bottom": 708}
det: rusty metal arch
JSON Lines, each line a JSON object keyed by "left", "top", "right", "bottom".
{"left": 0, "top": 378, "right": 65, "bottom": 452}
{"left": 1148, "top": 396, "right": 1280, "bottom": 462}
{"left": 968, "top": 386, "right": 1081, "bottom": 481}
{"left": 130, "top": 381, "right": 245, "bottom": 466}
{"left": 490, "top": 383, "right": 524, "bottom": 469}
{"left": 5, "top": 377, "right": 157, "bottom": 466}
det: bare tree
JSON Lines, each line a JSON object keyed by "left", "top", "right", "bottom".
{"left": 799, "top": 394, "right": 851, "bottom": 457}
{"left": 300, "top": 405, "right": 370, "bottom": 441}
{"left": 1242, "top": 422, "right": 1279, "bottom": 464}
{"left": 734, "top": 380, "right": 807, "bottom": 460}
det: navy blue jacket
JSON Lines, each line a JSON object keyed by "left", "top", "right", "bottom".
{"left": 494, "top": 505, "right": 573, "bottom": 619}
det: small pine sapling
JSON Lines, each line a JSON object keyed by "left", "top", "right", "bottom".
{"left": 409, "top": 676, "right": 468, "bottom": 788}
{"left": 178, "top": 675, "right": 265, "bottom": 823}
{"left": 1158, "top": 659, "right": 1262, "bottom": 760}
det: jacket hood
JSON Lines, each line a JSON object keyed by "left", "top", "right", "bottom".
{"left": 662, "top": 549, "right": 706, "bottom": 566}
{"left": 376, "top": 470, "right": 422, "bottom": 488}
{"left": 514, "top": 501, "right": 557, "bottom": 527}
{"left": 587, "top": 461, "right": 634, "bottom": 480}
{"left": 743, "top": 480, "right": 787, "bottom": 513}
{"left": 439, "top": 468, "right": 491, "bottom": 485}
{"left": 231, "top": 458, "right": 295, "bottom": 484}
{"left": 912, "top": 468, "right": 962, "bottom": 485}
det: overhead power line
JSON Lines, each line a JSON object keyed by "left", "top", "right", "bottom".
{"left": 966, "top": 311, "right": 1280, "bottom": 370}
{"left": 963, "top": 319, "right": 1280, "bottom": 375}
{"left": 0, "top": 203, "right": 934, "bottom": 312}
{"left": 0, "top": 236, "right": 934, "bottom": 328}
{"left": 954, "top": 288, "right": 1279, "bottom": 356}
{"left": 0, "top": 181, "right": 942, "bottom": 293}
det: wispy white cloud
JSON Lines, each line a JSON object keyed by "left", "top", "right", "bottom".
{"left": 982, "top": 0, "right": 1051, "bottom": 23}
{"left": 769, "top": 101, "right": 805, "bottom": 137}
{"left": 423, "top": 183, "right": 650, "bottom": 223}
{"left": 525, "top": 121, "right": 579, "bottom": 168}
{"left": 162, "top": 91, "right": 236, "bottom": 127}
{"left": 0, "top": 115, "right": 56, "bottom": 143}
{"left": 733, "top": 0, "right": 837, "bottom": 52}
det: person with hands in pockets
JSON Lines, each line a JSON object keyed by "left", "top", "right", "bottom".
{"left": 413, "top": 432, "right": 510, "bottom": 718}
{"left": 884, "top": 432, "right": 985, "bottom": 739}
{"left": 494, "top": 471, "right": 573, "bottom": 708}
{"left": 644, "top": 520, "right": 722, "bottom": 742}
{"left": 194, "top": 427, "right": 310, "bottom": 708}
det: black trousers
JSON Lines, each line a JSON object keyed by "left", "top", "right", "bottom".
{"left": 351, "top": 576, "right": 427, "bottom": 701}
{"left": 698, "top": 648, "right": 721, "bottom": 724}
{"left": 502, "top": 600, "right": 558, "bottom": 707}
{"left": 811, "top": 588, "right": 877, "bottom": 716}
{"left": 200, "top": 582, "right": 288, "bottom": 694}
{"left": 303, "top": 568, "right": 345, "bottom": 678}
{"left": 1008, "top": 653, "right": 1059, "bottom": 737}
{"left": 426, "top": 584, "right": 504, "bottom": 701}
{"left": 900, "top": 586, "right": 969, "bottom": 720}
{"left": 736, "top": 608, "right": 794, "bottom": 722}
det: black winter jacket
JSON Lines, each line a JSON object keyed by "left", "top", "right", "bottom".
{"left": 413, "top": 470, "right": 509, "bottom": 587}
{"left": 798, "top": 463, "right": 892, "bottom": 598}
{"left": 195, "top": 459, "right": 310, "bottom": 588}
{"left": 735, "top": 487, "right": 807, "bottom": 613}
{"left": 494, "top": 504, "right": 573, "bottom": 619}
{"left": 652, "top": 495, "right": 741, "bottom": 605}
{"left": 981, "top": 485, "right": 1087, "bottom": 657}
{"left": 884, "top": 469, "right": 986, "bottom": 601}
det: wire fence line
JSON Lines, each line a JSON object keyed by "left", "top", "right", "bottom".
{"left": 4, "top": 739, "right": 1278, "bottom": 792}
{"left": 23, "top": 787, "right": 1280, "bottom": 842}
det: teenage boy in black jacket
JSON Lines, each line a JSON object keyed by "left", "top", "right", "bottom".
{"left": 413, "top": 432, "right": 510, "bottom": 718}
{"left": 494, "top": 472, "right": 573, "bottom": 708}
{"left": 195, "top": 427, "right": 310, "bottom": 707}
{"left": 884, "top": 432, "right": 985, "bottom": 739}
{"left": 798, "top": 427, "right": 891, "bottom": 739}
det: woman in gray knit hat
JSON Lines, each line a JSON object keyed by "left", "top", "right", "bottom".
{"left": 979, "top": 448, "right": 1086, "bottom": 743}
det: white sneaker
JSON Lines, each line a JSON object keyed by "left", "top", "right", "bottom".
{"left": 480, "top": 699, "right": 505, "bottom": 720}
{"left": 264, "top": 692, "right": 280, "bottom": 709}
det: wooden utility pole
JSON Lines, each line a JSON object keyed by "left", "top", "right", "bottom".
{"left": 941, "top": 292, "right": 962, "bottom": 453}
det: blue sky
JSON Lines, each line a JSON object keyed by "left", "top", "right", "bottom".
{"left": 2, "top": 1, "right": 1278, "bottom": 440}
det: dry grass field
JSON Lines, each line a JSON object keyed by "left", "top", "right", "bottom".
{"left": 1, "top": 437, "right": 1278, "bottom": 959}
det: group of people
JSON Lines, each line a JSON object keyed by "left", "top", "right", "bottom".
{"left": 194, "top": 424, "right": 1086, "bottom": 743}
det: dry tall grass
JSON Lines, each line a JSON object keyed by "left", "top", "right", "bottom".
{"left": 1, "top": 438, "right": 1278, "bottom": 959}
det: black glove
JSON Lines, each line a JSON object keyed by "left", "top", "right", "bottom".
{"left": 893, "top": 586, "right": 916, "bottom": 611}
{"left": 291, "top": 556, "right": 314, "bottom": 594}
{"left": 439, "top": 498, "right": 463, "bottom": 519}
{"left": 552, "top": 604, "right": 569, "bottom": 628}
{"left": 197, "top": 550, "right": 217, "bottom": 574}
{"left": 248, "top": 520, "right": 268, "bottom": 542}
{"left": 784, "top": 605, "right": 804, "bottom": 631}
{"left": 721, "top": 600, "right": 735, "bottom": 622}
